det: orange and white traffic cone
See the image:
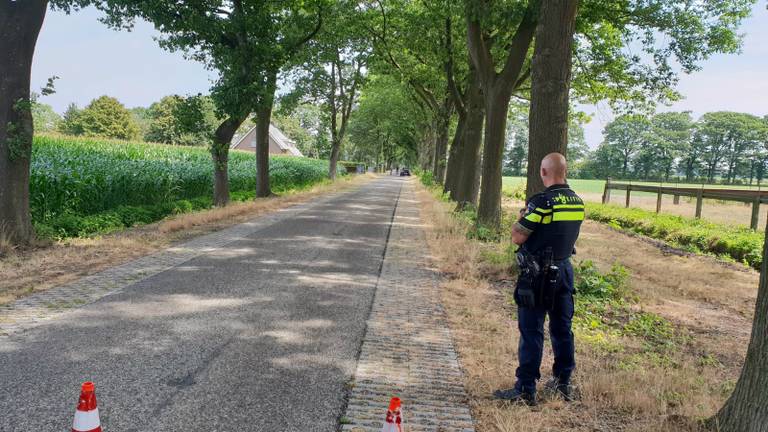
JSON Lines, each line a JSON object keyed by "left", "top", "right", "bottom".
{"left": 381, "top": 396, "right": 403, "bottom": 432}
{"left": 72, "top": 382, "right": 102, "bottom": 432}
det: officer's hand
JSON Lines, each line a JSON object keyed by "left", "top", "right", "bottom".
{"left": 518, "top": 207, "right": 526, "bottom": 220}
{"left": 516, "top": 287, "right": 536, "bottom": 309}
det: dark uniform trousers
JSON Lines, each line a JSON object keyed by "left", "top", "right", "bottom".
{"left": 515, "top": 259, "right": 575, "bottom": 391}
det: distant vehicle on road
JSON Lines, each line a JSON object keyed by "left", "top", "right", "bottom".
{"left": 400, "top": 168, "right": 411, "bottom": 176}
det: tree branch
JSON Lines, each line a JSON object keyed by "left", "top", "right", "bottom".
{"left": 289, "top": 6, "right": 324, "bottom": 54}
{"left": 513, "top": 65, "right": 531, "bottom": 90}
{"left": 498, "top": 3, "right": 537, "bottom": 87}
{"left": 467, "top": 17, "right": 494, "bottom": 87}
{"left": 444, "top": 17, "right": 465, "bottom": 116}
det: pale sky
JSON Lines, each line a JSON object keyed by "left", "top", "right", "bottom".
{"left": 32, "top": 4, "right": 767, "bottom": 149}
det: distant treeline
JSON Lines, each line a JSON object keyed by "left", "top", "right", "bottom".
{"left": 32, "top": 94, "right": 332, "bottom": 158}
{"left": 581, "top": 112, "right": 768, "bottom": 184}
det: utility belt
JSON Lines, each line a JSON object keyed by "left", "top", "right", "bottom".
{"left": 514, "top": 247, "right": 564, "bottom": 310}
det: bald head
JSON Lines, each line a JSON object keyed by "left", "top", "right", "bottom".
{"left": 540, "top": 152, "right": 567, "bottom": 187}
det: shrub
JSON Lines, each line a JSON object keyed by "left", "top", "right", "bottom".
{"left": 419, "top": 171, "right": 435, "bottom": 187}
{"left": 575, "top": 260, "right": 631, "bottom": 301}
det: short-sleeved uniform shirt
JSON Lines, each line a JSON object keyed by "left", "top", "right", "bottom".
{"left": 514, "top": 183, "right": 585, "bottom": 261}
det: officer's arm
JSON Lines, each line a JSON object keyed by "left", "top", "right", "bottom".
{"left": 511, "top": 224, "right": 530, "bottom": 245}
{"left": 512, "top": 197, "right": 548, "bottom": 245}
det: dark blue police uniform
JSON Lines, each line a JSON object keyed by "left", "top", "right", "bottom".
{"left": 513, "top": 183, "right": 584, "bottom": 394}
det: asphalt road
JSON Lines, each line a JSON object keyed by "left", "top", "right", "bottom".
{"left": 0, "top": 177, "right": 404, "bottom": 432}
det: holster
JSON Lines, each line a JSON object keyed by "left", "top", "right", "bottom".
{"left": 515, "top": 248, "right": 560, "bottom": 310}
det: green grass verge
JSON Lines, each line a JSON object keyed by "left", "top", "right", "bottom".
{"left": 587, "top": 203, "right": 763, "bottom": 270}
{"left": 573, "top": 260, "right": 690, "bottom": 365}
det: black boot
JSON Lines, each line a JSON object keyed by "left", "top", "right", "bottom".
{"left": 543, "top": 377, "right": 576, "bottom": 402}
{"left": 493, "top": 386, "right": 537, "bottom": 406}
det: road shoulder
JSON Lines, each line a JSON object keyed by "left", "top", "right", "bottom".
{"left": 341, "top": 179, "right": 475, "bottom": 431}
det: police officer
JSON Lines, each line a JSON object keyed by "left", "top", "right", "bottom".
{"left": 494, "top": 152, "right": 584, "bottom": 405}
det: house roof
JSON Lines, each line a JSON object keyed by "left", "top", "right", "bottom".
{"left": 231, "top": 123, "right": 304, "bottom": 157}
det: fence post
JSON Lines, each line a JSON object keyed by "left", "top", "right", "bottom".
{"left": 695, "top": 188, "right": 703, "bottom": 218}
{"left": 751, "top": 196, "right": 761, "bottom": 230}
{"left": 673, "top": 194, "right": 680, "bottom": 205}
{"left": 602, "top": 178, "right": 611, "bottom": 204}
{"left": 656, "top": 189, "right": 663, "bottom": 213}
{"left": 625, "top": 185, "right": 632, "bottom": 208}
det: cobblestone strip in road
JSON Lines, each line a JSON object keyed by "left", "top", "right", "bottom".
{"left": 342, "top": 181, "right": 475, "bottom": 432}
{"left": 0, "top": 192, "right": 343, "bottom": 338}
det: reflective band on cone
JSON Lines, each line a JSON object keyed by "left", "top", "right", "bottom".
{"left": 381, "top": 397, "right": 403, "bottom": 432}
{"left": 72, "top": 382, "right": 102, "bottom": 432}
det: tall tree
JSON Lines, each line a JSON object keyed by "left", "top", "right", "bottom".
{"left": 0, "top": 0, "right": 50, "bottom": 243}
{"left": 365, "top": 0, "right": 455, "bottom": 180}
{"left": 648, "top": 112, "right": 693, "bottom": 181}
{"left": 443, "top": 13, "right": 485, "bottom": 208}
{"left": 284, "top": 1, "right": 369, "bottom": 180}
{"left": 100, "top": 1, "right": 326, "bottom": 201}
{"left": 466, "top": 0, "right": 536, "bottom": 227}
{"left": 347, "top": 74, "right": 425, "bottom": 168}
{"left": 547, "top": 0, "right": 753, "bottom": 188}
{"left": 694, "top": 112, "right": 756, "bottom": 183}
{"left": 449, "top": 67, "right": 485, "bottom": 208}
{"left": 712, "top": 224, "right": 768, "bottom": 430}
{"left": 31, "top": 95, "right": 62, "bottom": 133}
{"left": 76, "top": 95, "right": 141, "bottom": 140}
{"left": 525, "top": 0, "right": 579, "bottom": 197}
{"left": 145, "top": 95, "right": 218, "bottom": 146}
{"left": 601, "top": 114, "right": 650, "bottom": 179}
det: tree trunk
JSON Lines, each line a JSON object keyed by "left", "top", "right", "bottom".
{"left": 525, "top": 0, "right": 578, "bottom": 197}
{"left": 467, "top": 4, "right": 536, "bottom": 228}
{"left": 444, "top": 113, "right": 466, "bottom": 197}
{"left": 711, "top": 220, "right": 768, "bottom": 431}
{"left": 211, "top": 117, "right": 245, "bottom": 206}
{"left": 0, "top": 0, "right": 47, "bottom": 244}
{"left": 454, "top": 73, "right": 485, "bottom": 208}
{"left": 329, "top": 136, "right": 342, "bottom": 181}
{"left": 433, "top": 97, "right": 452, "bottom": 184}
{"left": 255, "top": 71, "right": 277, "bottom": 198}
{"left": 255, "top": 103, "right": 272, "bottom": 197}
{"left": 420, "top": 127, "right": 435, "bottom": 172}
{"left": 477, "top": 95, "right": 510, "bottom": 227}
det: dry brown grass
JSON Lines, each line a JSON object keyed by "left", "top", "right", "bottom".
{"left": 0, "top": 175, "right": 373, "bottom": 306}
{"left": 0, "top": 225, "right": 14, "bottom": 258}
{"left": 417, "top": 186, "right": 755, "bottom": 432}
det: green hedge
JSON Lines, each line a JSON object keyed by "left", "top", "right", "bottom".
{"left": 587, "top": 204, "right": 763, "bottom": 269}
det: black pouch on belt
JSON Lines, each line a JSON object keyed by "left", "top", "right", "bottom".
{"left": 539, "top": 247, "right": 560, "bottom": 311}
{"left": 514, "top": 250, "right": 539, "bottom": 309}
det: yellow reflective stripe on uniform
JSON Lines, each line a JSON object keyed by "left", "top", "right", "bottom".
{"left": 552, "top": 211, "right": 585, "bottom": 221}
{"left": 535, "top": 207, "right": 553, "bottom": 214}
{"left": 552, "top": 204, "right": 585, "bottom": 210}
{"left": 525, "top": 213, "right": 542, "bottom": 223}
{"left": 542, "top": 215, "right": 552, "bottom": 224}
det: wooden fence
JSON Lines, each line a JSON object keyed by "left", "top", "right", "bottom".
{"left": 601, "top": 179, "right": 768, "bottom": 230}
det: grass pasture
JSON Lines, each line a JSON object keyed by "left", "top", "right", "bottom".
{"left": 30, "top": 134, "right": 334, "bottom": 238}
{"left": 502, "top": 176, "right": 768, "bottom": 230}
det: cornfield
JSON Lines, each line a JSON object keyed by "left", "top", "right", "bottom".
{"left": 30, "top": 134, "right": 332, "bottom": 237}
